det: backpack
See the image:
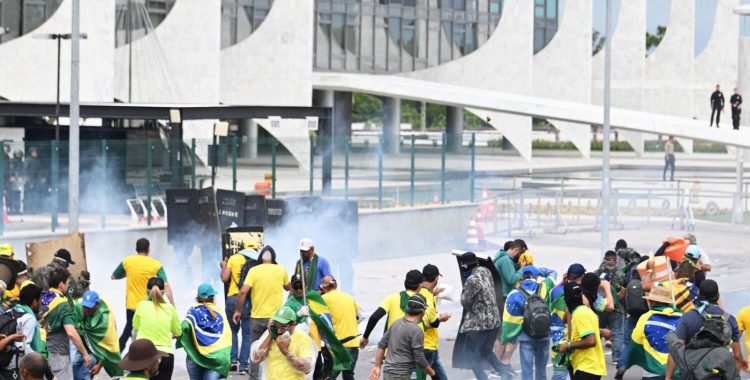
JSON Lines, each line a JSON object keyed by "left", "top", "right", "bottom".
{"left": 235, "top": 255, "right": 258, "bottom": 289}
{"left": 520, "top": 286, "right": 551, "bottom": 338}
{"left": 0, "top": 309, "right": 22, "bottom": 368}
{"left": 313, "top": 346, "right": 334, "bottom": 380}
{"left": 691, "top": 310, "right": 732, "bottom": 347}
{"left": 625, "top": 278, "right": 649, "bottom": 315}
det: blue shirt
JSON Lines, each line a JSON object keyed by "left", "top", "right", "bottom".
{"left": 675, "top": 303, "right": 740, "bottom": 343}
{"left": 302, "top": 255, "right": 332, "bottom": 290}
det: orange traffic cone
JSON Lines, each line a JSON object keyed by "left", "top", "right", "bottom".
{"left": 466, "top": 218, "right": 479, "bottom": 250}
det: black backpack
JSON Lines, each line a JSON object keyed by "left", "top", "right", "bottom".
{"left": 0, "top": 309, "right": 22, "bottom": 368}
{"left": 520, "top": 286, "right": 551, "bottom": 338}
{"left": 691, "top": 310, "right": 732, "bottom": 347}
{"left": 625, "top": 279, "right": 649, "bottom": 315}
{"left": 313, "top": 346, "right": 334, "bottom": 380}
{"left": 235, "top": 255, "right": 258, "bottom": 289}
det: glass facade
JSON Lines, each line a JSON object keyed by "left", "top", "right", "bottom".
{"left": 315, "top": 0, "right": 558, "bottom": 73}
{"left": 0, "top": 0, "right": 62, "bottom": 44}
{"left": 221, "top": 0, "right": 273, "bottom": 48}
{"left": 115, "top": 0, "right": 176, "bottom": 47}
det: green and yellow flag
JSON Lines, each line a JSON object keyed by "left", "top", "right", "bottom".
{"left": 41, "top": 288, "right": 75, "bottom": 335}
{"left": 501, "top": 278, "right": 554, "bottom": 344}
{"left": 286, "top": 291, "right": 354, "bottom": 372}
{"left": 75, "top": 300, "right": 123, "bottom": 377}
{"left": 626, "top": 306, "right": 683, "bottom": 375}
{"left": 14, "top": 304, "right": 47, "bottom": 359}
{"left": 177, "top": 303, "right": 232, "bottom": 377}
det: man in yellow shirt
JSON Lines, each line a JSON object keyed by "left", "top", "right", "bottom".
{"left": 220, "top": 247, "right": 257, "bottom": 372}
{"left": 112, "top": 238, "right": 174, "bottom": 351}
{"left": 321, "top": 277, "right": 361, "bottom": 380}
{"left": 737, "top": 304, "right": 750, "bottom": 366}
{"left": 251, "top": 306, "right": 315, "bottom": 380}
{"left": 558, "top": 282, "right": 607, "bottom": 380}
{"left": 360, "top": 269, "right": 423, "bottom": 349}
{"left": 233, "top": 250, "right": 290, "bottom": 380}
{"left": 419, "top": 264, "right": 451, "bottom": 380}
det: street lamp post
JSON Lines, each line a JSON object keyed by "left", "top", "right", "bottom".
{"left": 601, "top": 0, "right": 612, "bottom": 255}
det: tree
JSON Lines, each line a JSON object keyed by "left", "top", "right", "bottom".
{"left": 592, "top": 29, "right": 605, "bottom": 55}
{"left": 646, "top": 25, "right": 667, "bottom": 54}
{"left": 352, "top": 93, "right": 383, "bottom": 127}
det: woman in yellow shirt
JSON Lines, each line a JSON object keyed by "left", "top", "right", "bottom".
{"left": 132, "top": 277, "right": 181, "bottom": 380}
{"left": 558, "top": 282, "right": 607, "bottom": 380}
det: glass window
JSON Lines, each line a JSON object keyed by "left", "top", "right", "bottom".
{"left": 546, "top": 0, "right": 556, "bottom": 19}
{"left": 489, "top": 0, "right": 501, "bottom": 14}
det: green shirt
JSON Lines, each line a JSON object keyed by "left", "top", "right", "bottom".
{"left": 132, "top": 300, "right": 181, "bottom": 354}
{"left": 493, "top": 250, "right": 522, "bottom": 296}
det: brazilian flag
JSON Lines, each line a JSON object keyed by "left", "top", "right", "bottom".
{"left": 41, "top": 289, "right": 75, "bottom": 336}
{"left": 626, "top": 306, "right": 683, "bottom": 375}
{"left": 76, "top": 300, "right": 124, "bottom": 377}
{"left": 501, "top": 278, "right": 555, "bottom": 344}
{"left": 286, "top": 291, "right": 354, "bottom": 372}
{"left": 177, "top": 304, "right": 232, "bottom": 378}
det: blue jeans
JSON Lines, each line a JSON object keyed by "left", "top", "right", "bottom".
{"left": 519, "top": 332, "right": 550, "bottom": 380}
{"left": 71, "top": 344, "right": 99, "bottom": 380}
{"left": 225, "top": 295, "right": 251, "bottom": 369}
{"left": 552, "top": 369, "right": 568, "bottom": 380}
{"left": 186, "top": 356, "right": 221, "bottom": 380}
{"left": 605, "top": 311, "right": 624, "bottom": 362}
{"left": 616, "top": 313, "right": 639, "bottom": 370}
{"left": 332, "top": 347, "right": 359, "bottom": 380}
{"left": 424, "top": 349, "right": 447, "bottom": 380}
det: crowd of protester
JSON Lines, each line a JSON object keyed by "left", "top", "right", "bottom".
{"left": 0, "top": 232, "right": 745, "bottom": 380}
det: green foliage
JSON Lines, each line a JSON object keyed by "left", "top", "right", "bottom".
{"left": 401, "top": 100, "right": 421, "bottom": 130}
{"left": 646, "top": 26, "right": 667, "bottom": 54}
{"left": 352, "top": 93, "right": 383, "bottom": 126}
{"left": 464, "top": 112, "right": 490, "bottom": 130}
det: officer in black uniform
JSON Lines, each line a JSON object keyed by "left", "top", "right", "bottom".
{"left": 730, "top": 87, "right": 742, "bottom": 130}
{"left": 710, "top": 84, "right": 724, "bottom": 128}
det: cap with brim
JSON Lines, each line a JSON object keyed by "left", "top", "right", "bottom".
{"left": 406, "top": 294, "right": 427, "bottom": 313}
{"left": 0, "top": 244, "right": 13, "bottom": 258}
{"left": 522, "top": 265, "right": 540, "bottom": 278}
{"left": 685, "top": 245, "right": 702, "bottom": 261}
{"left": 272, "top": 306, "right": 297, "bottom": 324}
{"left": 299, "top": 238, "right": 314, "bottom": 251}
{"left": 197, "top": 283, "right": 217, "bottom": 298}
{"left": 81, "top": 290, "right": 100, "bottom": 308}
{"left": 55, "top": 249, "right": 75, "bottom": 265}
{"left": 566, "top": 264, "right": 586, "bottom": 278}
{"left": 644, "top": 286, "right": 675, "bottom": 304}
{"left": 16, "top": 261, "right": 27, "bottom": 276}
{"left": 119, "top": 339, "right": 167, "bottom": 372}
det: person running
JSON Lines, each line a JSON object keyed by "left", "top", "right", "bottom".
{"left": 665, "top": 279, "right": 746, "bottom": 379}
{"left": 295, "top": 238, "right": 333, "bottom": 292}
{"left": 558, "top": 282, "right": 607, "bottom": 380}
{"left": 663, "top": 136, "right": 676, "bottom": 182}
{"left": 419, "top": 264, "right": 451, "bottom": 380}
{"left": 368, "top": 294, "right": 436, "bottom": 380}
{"left": 457, "top": 252, "right": 505, "bottom": 380}
{"left": 233, "top": 248, "right": 290, "bottom": 380}
{"left": 73, "top": 290, "right": 123, "bottom": 380}
{"left": 112, "top": 238, "right": 174, "bottom": 350}
{"left": 500, "top": 265, "right": 553, "bottom": 380}
{"left": 321, "top": 277, "right": 362, "bottom": 380}
{"left": 132, "top": 277, "right": 181, "bottom": 380}
{"left": 178, "top": 284, "right": 232, "bottom": 380}
{"left": 361, "top": 270, "right": 423, "bottom": 349}
{"left": 624, "top": 285, "right": 683, "bottom": 380}
{"left": 42, "top": 268, "right": 90, "bottom": 380}
{"left": 250, "top": 306, "right": 316, "bottom": 380}
{"left": 710, "top": 84, "right": 725, "bottom": 128}
{"left": 219, "top": 245, "right": 256, "bottom": 373}
{"left": 118, "top": 339, "right": 165, "bottom": 379}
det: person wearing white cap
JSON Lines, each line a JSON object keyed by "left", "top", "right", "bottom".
{"left": 295, "top": 238, "right": 333, "bottom": 293}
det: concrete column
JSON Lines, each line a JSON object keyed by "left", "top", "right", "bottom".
{"left": 445, "top": 106, "right": 464, "bottom": 152}
{"left": 383, "top": 97, "right": 401, "bottom": 153}
{"left": 333, "top": 91, "right": 352, "bottom": 153}
{"left": 239, "top": 119, "right": 258, "bottom": 159}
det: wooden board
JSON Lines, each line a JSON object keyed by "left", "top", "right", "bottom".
{"left": 25, "top": 232, "right": 88, "bottom": 279}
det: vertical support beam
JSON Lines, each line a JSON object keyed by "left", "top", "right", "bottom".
{"left": 0, "top": 149, "right": 5, "bottom": 235}
{"left": 446, "top": 106, "right": 464, "bottom": 153}
{"left": 601, "top": 0, "right": 613, "bottom": 254}
{"left": 420, "top": 101, "right": 427, "bottom": 132}
{"left": 410, "top": 134, "right": 416, "bottom": 207}
{"left": 344, "top": 137, "right": 350, "bottom": 201}
{"left": 232, "top": 136, "right": 238, "bottom": 192}
{"left": 100, "top": 140, "right": 107, "bottom": 229}
{"left": 733, "top": 148, "right": 744, "bottom": 223}
{"left": 383, "top": 97, "right": 401, "bottom": 154}
{"left": 51, "top": 141, "right": 59, "bottom": 232}
{"left": 169, "top": 122, "right": 183, "bottom": 189}
{"left": 240, "top": 119, "right": 258, "bottom": 159}
{"left": 68, "top": 0, "right": 81, "bottom": 232}
{"left": 309, "top": 134, "right": 314, "bottom": 196}
{"left": 321, "top": 109, "right": 333, "bottom": 195}
{"left": 470, "top": 133, "right": 476, "bottom": 203}
{"left": 146, "top": 139, "right": 153, "bottom": 226}
{"left": 333, "top": 91, "right": 353, "bottom": 153}
{"left": 271, "top": 137, "right": 277, "bottom": 199}
{"left": 441, "top": 132, "right": 446, "bottom": 204}
{"left": 190, "top": 138, "right": 196, "bottom": 189}
{"left": 378, "top": 134, "right": 384, "bottom": 209}
{"left": 210, "top": 134, "right": 217, "bottom": 189}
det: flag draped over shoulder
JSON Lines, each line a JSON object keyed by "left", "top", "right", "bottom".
{"left": 626, "top": 306, "right": 683, "bottom": 375}
{"left": 501, "top": 279, "right": 552, "bottom": 344}
{"left": 14, "top": 304, "right": 47, "bottom": 359}
{"left": 177, "top": 304, "right": 232, "bottom": 378}
{"left": 77, "top": 301, "right": 123, "bottom": 377}
{"left": 286, "top": 291, "right": 354, "bottom": 372}
{"left": 41, "top": 289, "right": 74, "bottom": 334}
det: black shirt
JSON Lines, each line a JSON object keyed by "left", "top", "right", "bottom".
{"left": 711, "top": 90, "right": 724, "bottom": 108}
{"left": 730, "top": 94, "right": 742, "bottom": 111}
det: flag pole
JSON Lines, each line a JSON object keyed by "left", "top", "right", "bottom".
{"left": 299, "top": 256, "right": 308, "bottom": 308}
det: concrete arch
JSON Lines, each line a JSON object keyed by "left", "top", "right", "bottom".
{"left": 401, "top": 0, "right": 534, "bottom": 162}
{"left": 533, "top": 0, "right": 592, "bottom": 158}
{"left": 0, "top": 0, "right": 114, "bottom": 102}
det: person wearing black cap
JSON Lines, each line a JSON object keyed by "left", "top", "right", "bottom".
{"left": 30, "top": 249, "right": 89, "bottom": 298}
{"left": 369, "top": 294, "right": 435, "bottom": 380}
{"left": 360, "top": 270, "right": 423, "bottom": 350}
{"left": 665, "top": 279, "right": 746, "bottom": 380}
{"left": 419, "top": 264, "right": 451, "bottom": 380}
